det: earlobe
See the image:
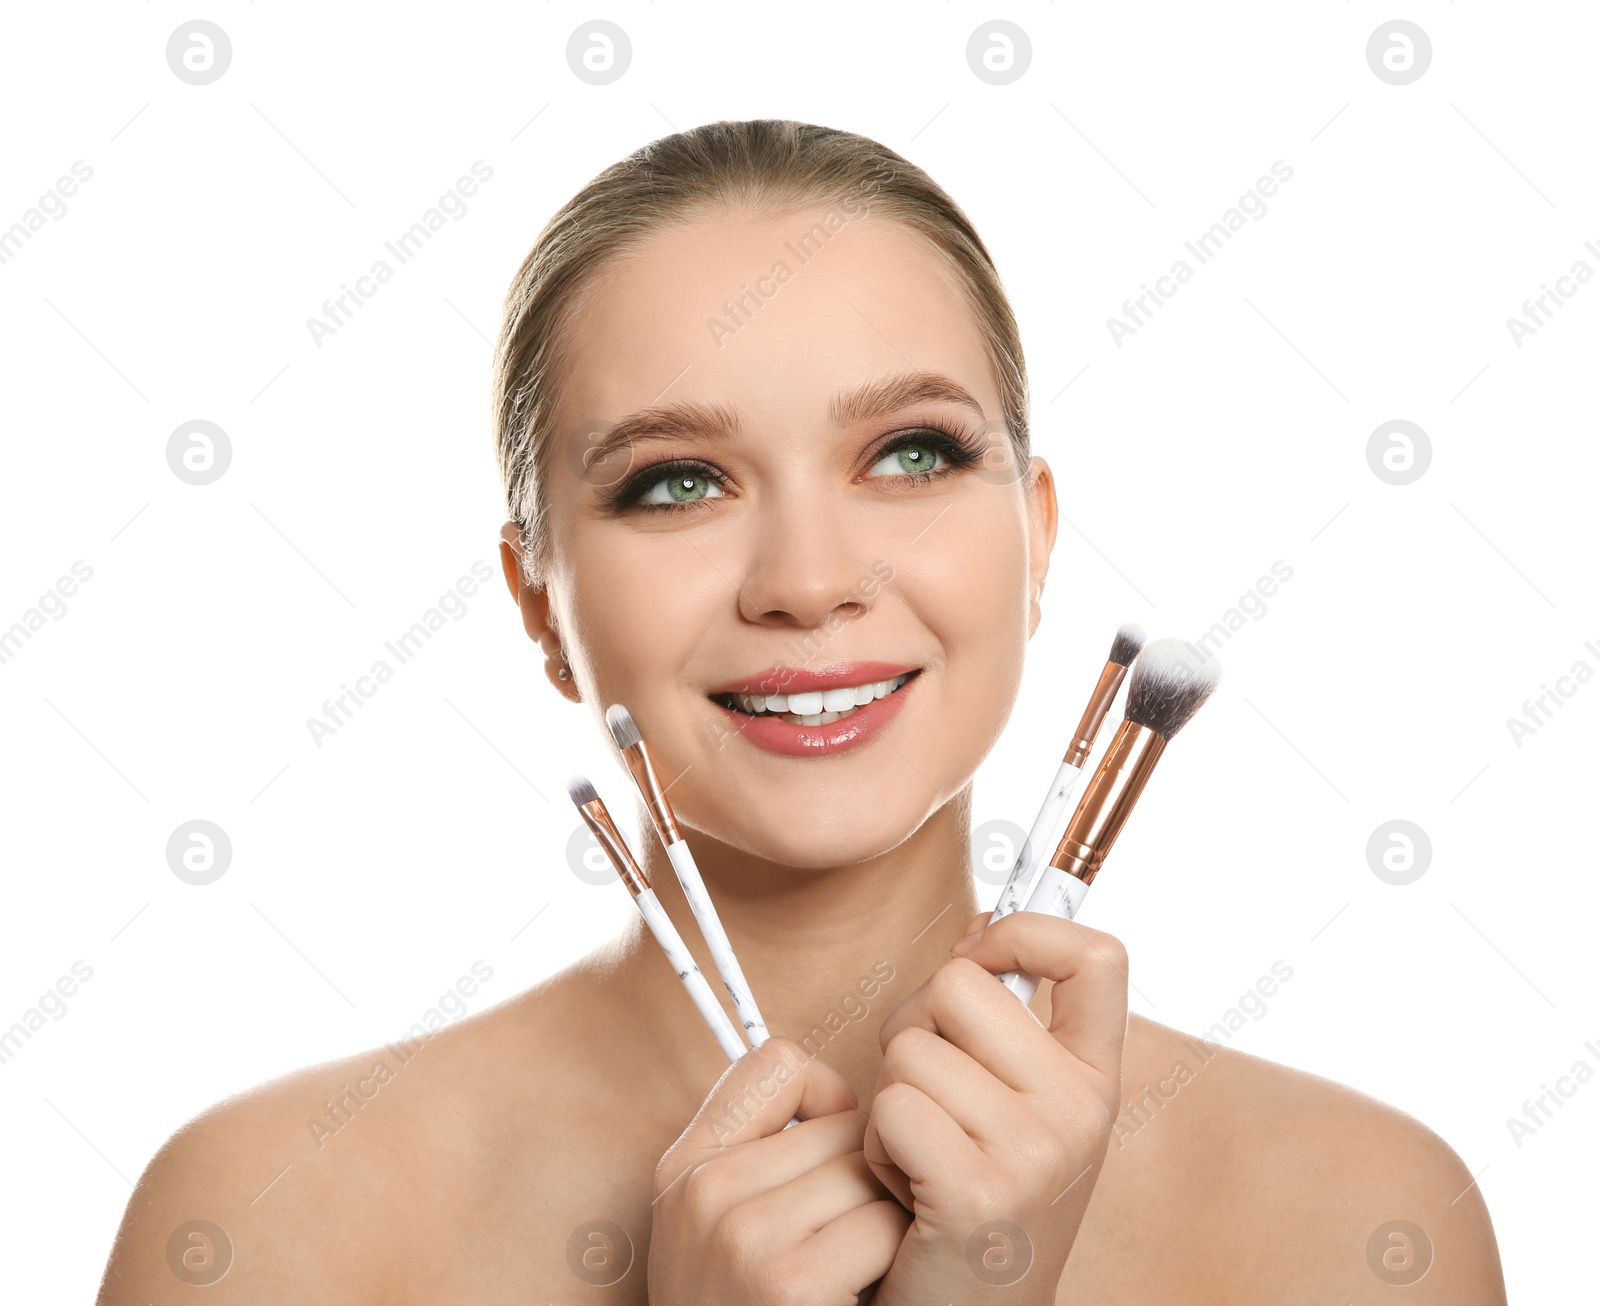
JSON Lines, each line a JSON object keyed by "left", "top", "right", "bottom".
{"left": 546, "top": 653, "right": 580, "bottom": 700}
{"left": 498, "top": 521, "right": 582, "bottom": 702}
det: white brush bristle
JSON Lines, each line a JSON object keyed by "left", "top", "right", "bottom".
{"left": 605, "top": 703, "right": 642, "bottom": 749}
{"left": 565, "top": 774, "right": 599, "bottom": 808}
{"left": 1125, "top": 638, "right": 1222, "bottom": 739}
{"left": 1108, "top": 621, "right": 1146, "bottom": 668}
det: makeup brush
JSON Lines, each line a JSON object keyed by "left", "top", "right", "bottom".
{"left": 988, "top": 622, "right": 1146, "bottom": 925}
{"left": 607, "top": 703, "right": 773, "bottom": 1045}
{"left": 567, "top": 774, "right": 802, "bottom": 1131}
{"left": 566, "top": 775, "right": 749, "bottom": 1062}
{"left": 993, "top": 638, "right": 1223, "bottom": 1006}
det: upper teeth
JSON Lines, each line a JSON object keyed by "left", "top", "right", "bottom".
{"left": 734, "top": 673, "right": 911, "bottom": 717}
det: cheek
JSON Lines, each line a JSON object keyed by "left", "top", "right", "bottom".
{"left": 562, "top": 531, "right": 723, "bottom": 687}
{"left": 904, "top": 498, "right": 1032, "bottom": 674}
{"left": 945, "top": 518, "right": 1033, "bottom": 735}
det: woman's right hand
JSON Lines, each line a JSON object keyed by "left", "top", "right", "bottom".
{"left": 649, "top": 1036, "right": 912, "bottom": 1305}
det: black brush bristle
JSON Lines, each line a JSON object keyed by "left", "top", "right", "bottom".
{"left": 605, "top": 703, "right": 642, "bottom": 749}
{"left": 565, "top": 774, "right": 599, "bottom": 808}
{"left": 1108, "top": 621, "right": 1146, "bottom": 668}
{"left": 1125, "top": 638, "right": 1222, "bottom": 740}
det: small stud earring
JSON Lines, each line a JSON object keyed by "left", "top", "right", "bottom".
{"left": 557, "top": 665, "right": 571, "bottom": 680}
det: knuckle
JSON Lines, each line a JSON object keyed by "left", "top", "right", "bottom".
{"left": 1092, "top": 931, "right": 1130, "bottom": 973}
{"left": 759, "top": 1034, "right": 811, "bottom": 1079}
{"left": 1059, "top": 1087, "right": 1115, "bottom": 1145}
{"left": 929, "top": 955, "right": 981, "bottom": 1003}
{"left": 710, "top": 1201, "right": 763, "bottom": 1260}
{"left": 871, "top": 1079, "right": 919, "bottom": 1125}
{"left": 880, "top": 1024, "right": 935, "bottom": 1077}
{"left": 762, "top": 1248, "right": 817, "bottom": 1301}
{"left": 681, "top": 1160, "right": 733, "bottom": 1220}
{"left": 963, "top": 1163, "right": 1014, "bottom": 1218}
{"left": 927, "top": 956, "right": 963, "bottom": 998}
{"left": 1073, "top": 924, "right": 1128, "bottom": 971}
{"left": 1015, "top": 1129, "right": 1073, "bottom": 1184}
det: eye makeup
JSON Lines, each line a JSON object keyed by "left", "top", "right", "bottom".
{"left": 596, "top": 417, "right": 992, "bottom": 514}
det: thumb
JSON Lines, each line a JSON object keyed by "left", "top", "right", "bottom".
{"left": 950, "top": 910, "right": 990, "bottom": 955}
{"left": 862, "top": 1114, "right": 914, "bottom": 1212}
{"left": 657, "top": 1037, "right": 853, "bottom": 1187}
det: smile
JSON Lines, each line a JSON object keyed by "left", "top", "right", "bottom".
{"left": 715, "top": 672, "right": 913, "bottom": 726}
{"left": 707, "top": 662, "right": 922, "bottom": 756}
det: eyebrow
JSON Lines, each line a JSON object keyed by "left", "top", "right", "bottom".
{"left": 583, "top": 370, "right": 988, "bottom": 469}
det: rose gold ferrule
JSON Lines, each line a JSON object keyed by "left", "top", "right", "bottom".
{"left": 575, "top": 798, "right": 651, "bottom": 897}
{"left": 1063, "top": 660, "right": 1132, "bottom": 770}
{"left": 1049, "top": 720, "right": 1167, "bottom": 886}
{"left": 621, "top": 739, "right": 682, "bottom": 845}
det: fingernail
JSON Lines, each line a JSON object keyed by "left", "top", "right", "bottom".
{"left": 950, "top": 931, "right": 980, "bottom": 956}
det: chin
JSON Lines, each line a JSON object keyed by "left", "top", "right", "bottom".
{"left": 685, "top": 781, "right": 944, "bottom": 873}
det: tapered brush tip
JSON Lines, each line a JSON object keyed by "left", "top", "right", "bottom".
{"left": 1125, "top": 638, "right": 1222, "bottom": 740}
{"left": 565, "top": 774, "right": 600, "bottom": 808}
{"left": 1108, "top": 621, "right": 1147, "bottom": 668}
{"left": 605, "top": 703, "right": 642, "bottom": 749}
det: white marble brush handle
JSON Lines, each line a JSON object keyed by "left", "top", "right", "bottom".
{"left": 668, "top": 838, "right": 772, "bottom": 1045}
{"left": 634, "top": 888, "right": 748, "bottom": 1062}
{"left": 636, "top": 883, "right": 800, "bottom": 1130}
{"left": 996, "top": 866, "right": 1092, "bottom": 1006}
{"left": 989, "top": 759, "right": 1084, "bottom": 924}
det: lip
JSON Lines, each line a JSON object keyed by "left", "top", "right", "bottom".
{"left": 711, "top": 668, "right": 920, "bottom": 758}
{"left": 707, "top": 660, "right": 920, "bottom": 698}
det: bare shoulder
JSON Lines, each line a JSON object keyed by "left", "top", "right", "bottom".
{"left": 94, "top": 957, "right": 618, "bottom": 1304}
{"left": 1108, "top": 1015, "right": 1508, "bottom": 1303}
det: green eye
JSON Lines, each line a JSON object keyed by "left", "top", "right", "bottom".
{"left": 867, "top": 439, "right": 948, "bottom": 478}
{"left": 638, "top": 471, "right": 725, "bottom": 505}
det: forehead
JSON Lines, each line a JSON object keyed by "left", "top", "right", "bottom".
{"left": 554, "top": 205, "right": 999, "bottom": 427}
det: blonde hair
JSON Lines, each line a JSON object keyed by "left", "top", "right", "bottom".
{"left": 493, "top": 118, "right": 1029, "bottom": 586}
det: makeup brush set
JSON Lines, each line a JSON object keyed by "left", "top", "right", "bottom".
{"left": 564, "top": 624, "right": 1221, "bottom": 1098}
{"left": 984, "top": 627, "right": 1222, "bottom": 1004}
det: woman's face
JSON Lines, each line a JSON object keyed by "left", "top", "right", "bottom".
{"left": 525, "top": 202, "right": 1057, "bottom": 869}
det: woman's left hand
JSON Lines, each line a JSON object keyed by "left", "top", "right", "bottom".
{"left": 860, "top": 907, "right": 1130, "bottom": 1305}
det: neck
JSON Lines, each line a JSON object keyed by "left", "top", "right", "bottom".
{"left": 612, "top": 789, "right": 985, "bottom": 1107}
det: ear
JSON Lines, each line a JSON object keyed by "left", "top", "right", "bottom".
{"left": 1023, "top": 456, "right": 1059, "bottom": 639}
{"left": 498, "top": 520, "right": 581, "bottom": 702}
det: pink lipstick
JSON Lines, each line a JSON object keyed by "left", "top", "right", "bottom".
{"left": 708, "top": 661, "right": 921, "bottom": 757}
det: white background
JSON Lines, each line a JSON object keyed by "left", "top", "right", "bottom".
{"left": 2, "top": 2, "right": 1594, "bottom": 1299}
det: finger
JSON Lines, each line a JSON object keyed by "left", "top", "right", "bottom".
{"left": 959, "top": 910, "right": 989, "bottom": 940}
{"left": 799, "top": 1199, "right": 911, "bottom": 1298}
{"left": 703, "top": 1108, "right": 874, "bottom": 1198}
{"left": 657, "top": 1037, "right": 860, "bottom": 1193}
{"left": 949, "top": 913, "right": 1130, "bottom": 1085}
{"left": 862, "top": 1113, "right": 912, "bottom": 1211}
{"left": 740, "top": 1150, "right": 896, "bottom": 1243}
{"left": 865, "top": 1080, "right": 986, "bottom": 1211}
{"left": 876, "top": 957, "right": 1074, "bottom": 1098}
{"left": 876, "top": 1024, "right": 1042, "bottom": 1152}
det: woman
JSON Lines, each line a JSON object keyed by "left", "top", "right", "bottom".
{"left": 97, "top": 120, "right": 1506, "bottom": 1303}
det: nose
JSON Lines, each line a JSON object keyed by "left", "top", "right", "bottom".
{"left": 735, "top": 493, "right": 878, "bottom": 630}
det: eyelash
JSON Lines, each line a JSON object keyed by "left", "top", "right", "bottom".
{"left": 601, "top": 421, "right": 988, "bottom": 514}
